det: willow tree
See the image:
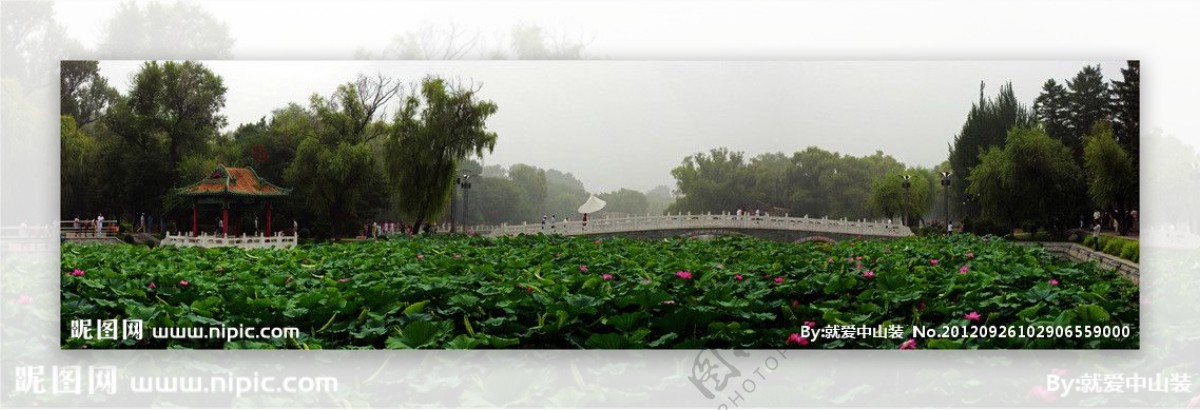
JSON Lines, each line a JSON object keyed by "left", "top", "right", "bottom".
{"left": 1083, "top": 122, "right": 1136, "bottom": 235}
{"left": 386, "top": 77, "right": 498, "bottom": 231}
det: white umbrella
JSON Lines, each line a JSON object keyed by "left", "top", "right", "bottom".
{"left": 577, "top": 195, "right": 607, "bottom": 214}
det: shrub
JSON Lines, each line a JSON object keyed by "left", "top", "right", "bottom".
{"left": 967, "top": 218, "right": 1010, "bottom": 237}
{"left": 1120, "top": 241, "right": 1139, "bottom": 262}
{"left": 1103, "top": 238, "right": 1123, "bottom": 256}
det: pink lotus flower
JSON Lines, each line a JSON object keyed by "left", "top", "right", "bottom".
{"left": 594, "top": 240, "right": 601, "bottom": 245}
{"left": 964, "top": 311, "right": 981, "bottom": 321}
{"left": 930, "top": 259, "right": 939, "bottom": 266}
{"left": 641, "top": 278, "right": 653, "bottom": 284}
{"left": 959, "top": 265, "right": 970, "bottom": 274}
{"left": 17, "top": 295, "right": 33, "bottom": 305}
{"left": 862, "top": 270, "right": 875, "bottom": 279}
{"left": 845, "top": 257, "right": 854, "bottom": 262}
{"left": 786, "top": 333, "right": 810, "bottom": 346}
{"left": 716, "top": 263, "right": 725, "bottom": 269}
{"left": 826, "top": 257, "right": 833, "bottom": 263}
{"left": 734, "top": 273, "right": 744, "bottom": 281}
{"left": 580, "top": 265, "right": 588, "bottom": 273}
{"left": 1048, "top": 279, "right": 1060, "bottom": 286}
{"left": 526, "top": 286, "right": 534, "bottom": 293}
{"left": 453, "top": 254, "right": 461, "bottom": 259}
{"left": 601, "top": 273, "right": 613, "bottom": 280}
{"left": 855, "top": 263, "right": 864, "bottom": 270}
{"left": 792, "top": 300, "right": 799, "bottom": 309}
{"left": 774, "top": 277, "right": 784, "bottom": 284}
{"left": 899, "top": 338, "right": 917, "bottom": 350}
{"left": 919, "top": 300, "right": 926, "bottom": 311}
{"left": 148, "top": 282, "right": 157, "bottom": 290}
{"left": 216, "top": 266, "right": 225, "bottom": 273}
{"left": 804, "top": 320, "right": 817, "bottom": 329}
{"left": 337, "top": 278, "right": 349, "bottom": 283}
{"left": 966, "top": 252, "right": 975, "bottom": 259}
{"left": 675, "top": 271, "right": 693, "bottom": 280}
{"left": 179, "top": 280, "right": 189, "bottom": 287}
{"left": 71, "top": 268, "right": 85, "bottom": 277}
{"left": 1027, "top": 385, "right": 1057, "bottom": 402}
{"left": 417, "top": 254, "right": 425, "bottom": 260}
{"left": 855, "top": 256, "right": 863, "bottom": 261}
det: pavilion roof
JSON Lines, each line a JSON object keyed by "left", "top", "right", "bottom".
{"left": 176, "top": 165, "right": 291, "bottom": 197}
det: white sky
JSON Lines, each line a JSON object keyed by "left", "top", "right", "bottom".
{"left": 95, "top": 60, "right": 1124, "bottom": 193}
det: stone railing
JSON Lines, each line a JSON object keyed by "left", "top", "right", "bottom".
{"left": 488, "top": 213, "right": 912, "bottom": 238}
{"left": 161, "top": 232, "right": 298, "bottom": 249}
{"left": 1021, "top": 242, "right": 1139, "bottom": 284}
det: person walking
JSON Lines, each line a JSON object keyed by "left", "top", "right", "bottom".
{"left": 582, "top": 213, "right": 588, "bottom": 231}
{"left": 138, "top": 213, "right": 146, "bottom": 233}
{"left": 96, "top": 213, "right": 104, "bottom": 237}
{"left": 551, "top": 214, "right": 556, "bottom": 231}
{"left": 542, "top": 215, "right": 547, "bottom": 231}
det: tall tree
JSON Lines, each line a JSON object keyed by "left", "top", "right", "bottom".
{"left": 947, "top": 82, "right": 1034, "bottom": 219}
{"left": 1033, "top": 79, "right": 1071, "bottom": 145}
{"left": 1111, "top": 60, "right": 1140, "bottom": 172}
{"left": 1065, "top": 65, "right": 1112, "bottom": 151}
{"left": 111, "top": 61, "right": 228, "bottom": 183}
{"left": 598, "top": 189, "right": 650, "bottom": 216}
{"left": 60, "top": 60, "right": 118, "bottom": 126}
{"left": 667, "top": 148, "right": 753, "bottom": 214}
{"left": 645, "top": 185, "right": 674, "bottom": 216}
{"left": 966, "top": 126, "right": 1085, "bottom": 234}
{"left": 507, "top": 164, "right": 548, "bottom": 221}
{"left": 97, "top": 1, "right": 233, "bottom": 59}
{"left": 869, "top": 169, "right": 932, "bottom": 226}
{"left": 1083, "top": 122, "right": 1136, "bottom": 235}
{"left": 386, "top": 77, "right": 499, "bottom": 231}
{"left": 541, "top": 169, "right": 590, "bottom": 219}
{"left": 60, "top": 116, "right": 100, "bottom": 218}
{"left": 283, "top": 77, "right": 397, "bottom": 237}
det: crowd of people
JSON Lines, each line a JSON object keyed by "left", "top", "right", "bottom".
{"left": 1091, "top": 209, "right": 1139, "bottom": 235}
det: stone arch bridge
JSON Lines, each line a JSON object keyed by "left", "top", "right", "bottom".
{"left": 485, "top": 213, "right": 912, "bottom": 242}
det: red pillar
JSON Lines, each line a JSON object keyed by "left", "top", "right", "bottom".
{"left": 192, "top": 201, "right": 198, "bottom": 237}
{"left": 265, "top": 201, "right": 273, "bottom": 237}
{"left": 222, "top": 201, "right": 230, "bottom": 236}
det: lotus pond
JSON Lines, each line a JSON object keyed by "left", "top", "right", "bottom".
{"left": 60, "top": 234, "right": 1138, "bottom": 349}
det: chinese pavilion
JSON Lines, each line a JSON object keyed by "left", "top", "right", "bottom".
{"left": 175, "top": 165, "right": 291, "bottom": 237}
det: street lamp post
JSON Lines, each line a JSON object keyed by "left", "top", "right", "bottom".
{"left": 459, "top": 174, "right": 474, "bottom": 233}
{"left": 940, "top": 172, "right": 952, "bottom": 234}
{"left": 901, "top": 175, "right": 912, "bottom": 227}
{"left": 451, "top": 177, "right": 460, "bottom": 233}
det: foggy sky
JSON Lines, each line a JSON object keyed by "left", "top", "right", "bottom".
{"left": 97, "top": 60, "right": 1125, "bottom": 193}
